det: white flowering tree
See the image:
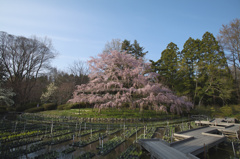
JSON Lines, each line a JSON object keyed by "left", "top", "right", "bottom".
{"left": 0, "top": 83, "right": 15, "bottom": 106}
{"left": 68, "top": 51, "right": 193, "bottom": 114}
{"left": 40, "top": 83, "right": 57, "bottom": 103}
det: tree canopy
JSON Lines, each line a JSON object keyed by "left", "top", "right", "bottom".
{"left": 69, "top": 50, "right": 193, "bottom": 114}
{"left": 151, "top": 32, "right": 233, "bottom": 106}
{"left": 121, "top": 39, "right": 148, "bottom": 59}
{"left": 218, "top": 18, "right": 240, "bottom": 102}
{"left": 0, "top": 31, "right": 56, "bottom": 105}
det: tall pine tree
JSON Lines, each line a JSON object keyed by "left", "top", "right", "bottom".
{"left": 121, "top": 39, "right": 148, "bottom": 59}
{"left": 152, "top": 32, "right": 233, "bottom": 106}
{"left": 196, "top": 32, "right": 232, "bottom": 106}
{"left": 151, "top": 42, "right": 179, "bottom": 89}
{"left": 177, "top": 38, "right": 201, "bottom": 102}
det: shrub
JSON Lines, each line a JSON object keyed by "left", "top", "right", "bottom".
{"left": 57, "top": 103, "right": 88, "bottom": 110}
{"left": 121, "top": 102, "right": 130, "bottom": 108}
{"left": 234, "top": 114, "right": 240, "bottom": 120}
{"left": 57, "top": 104, "right": 67, "bottom": 110}
{"left": 25, "top": 107, "right": 44, "bottom": 113}
{"left": 69, "top": 102, "right": 88, "bottom": 109}
{"left": 0, "top": 106, "right": 7, "bottom": 114}
{"left": 7, "top": 106, "right": 15, "bottom": 112}
{"left": 43, "top": 103, "right": 57, "bottom": 110}
{"left": 16, "top": 102, "right": 39, "bottom": 112}
{"left": 220, "top": 106, "right": 233, "bottom": 117}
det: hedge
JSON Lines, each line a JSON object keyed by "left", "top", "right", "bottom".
{"left": 57, "top": 103, "right": 88, "bottom": 110}
{"left": 16, "top": 102, "right": 39, "bottom": 112}
{"left": 43, "top": 103, "right": 57, "bottom": 110}
{"left": 0, "top": 106, "right": 7, "bottom": 114}
{"left": 25, "top": 107, "right": 44, "bottom": 113}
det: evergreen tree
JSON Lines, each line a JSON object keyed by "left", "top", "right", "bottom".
{"left": 121, "top": 39, "right": 148, "bottom": 59}
{"left": 152, "top": 32, "right": 233, "bottom": 106}
{"left": 196, "top": 32, "right": 232, "bottom": 106}
{"left": 177, "top": 38, "right": 201, "bottom": 102}
{"left": 151, "top": 42, "right": 179, "bottom": 89}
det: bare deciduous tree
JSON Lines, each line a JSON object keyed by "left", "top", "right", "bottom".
{"left": 68, "top": 60, "right": 89, "bottom": 85}
{"left": 218, "top": 19, "right": 240, "bottom": 101}
{"left": 0, "top": 31, "right": 57, "bottom": 105}
{"left": 103, "top": 39, "right": 122, "bottom": 54}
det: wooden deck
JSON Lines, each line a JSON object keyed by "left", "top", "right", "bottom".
{"left": 171, "top": 127, "right": 226, "bottom": 155}
{"left": 195, "top": 120, "right": 240, "bottom": 139}
{"left": 139, "top": 126, "right": 228, "bottom": 159}
{"left": 138, "top": 139, "right": 193, "bottom": 159}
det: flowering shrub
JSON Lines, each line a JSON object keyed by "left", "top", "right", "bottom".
{"left": 68, "top": 51, "right": 193, "bottom": 114}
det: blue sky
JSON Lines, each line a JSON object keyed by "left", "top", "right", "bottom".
{"left": 1, "top": 0, "right": 239, "bottom": 70}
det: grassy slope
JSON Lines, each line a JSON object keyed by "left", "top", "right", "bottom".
{"left": 191, "top": 105, "right": 240, "bottom": 119}
{"left": 39, "top": 108, "right": 179, "bottom": 119}
{"left": 39, "top": 105, "right": 240, "bottom": 120}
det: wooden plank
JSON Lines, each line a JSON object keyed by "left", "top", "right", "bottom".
{"left": 139, "top": 126, "right": 228, "bottom": 159}
{"left": 142, "top": 140, "right": 190, "bottom": 159}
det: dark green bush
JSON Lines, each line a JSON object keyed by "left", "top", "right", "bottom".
{"left": 69, "top": 102, "right": 87, "bottom": 109}
{"left": 0, "top": 106, "right": 7, "bottom": 114}
{"left": 57, "top": 103, "right": 88, "bottom": 110}
{"left": 43, "top": 103, "right": 57, "bottom": 110}
{"left": 57, "top": 104, "right": 67, "bottom": 110}
{"left": 25, "top": 107, "right": 44, "bottom": 113}
{"left": 121, "top": 102, "right": 130, "bottom": 108}
{"left": 7, "top": 106, "right": 15, "bottom": 112}
{"left": 16, "top": 102, "right": 39, "bottom": 112}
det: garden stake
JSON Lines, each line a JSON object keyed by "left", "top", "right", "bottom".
{"left": 236, "top": 131, "right": 239, "bottom": 141}
{"left": 136, "top": 126, "right": 137, "bottom": 142}
{"left": 51, "top": 119, "right": 53, "bottom": 136}
{"left": 144, "top": 125, "right": 145, "bottom": 139}
{"left": 232, "top": 142, "right": 236, "bottom": 157}
{"left": 78, "top": 123, "right": 81, "bottom": 137}
{"left": 14, "top": 121, "right": 18, "bottom": 133}
{"left": 101, "top": 135, "right": 103, "bottom": 149}
{"left": 204, "top": 143, "right": 206, "bottom": 159}
{"left": 99, "top": 134, "right": 101, "bottom": 146}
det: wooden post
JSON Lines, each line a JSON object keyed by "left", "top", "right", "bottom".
{"left": 204, "top": 143, "right": 206, "bottom": 159}
{"left": 99, "top": 134, "right": 101, "bottom": 146}
{"left": 232, "top": 142, "right": 236, "bottom": 157}
{"left": 91, "top": 127, "right": 92, "bottom": 137}
{"left": 136, "top": 126, "right": 137, "bottom": 142}
{"left": 102, "top": 136, "right": 103, "bottom": 149}
{"left": 79, "top": 123, "right": 81, "bottom": 137}
{"left": 51, "top": 119, "right": 53, "bottom": 135}
{"left": 144, "top": 125, "right": 145, "bottom": 139}
{"left": 236, "top": 131, "right": 239, "bottom": 140}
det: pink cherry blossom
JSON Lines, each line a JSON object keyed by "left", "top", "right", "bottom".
{"left": 68, "top": 50, "right": 193, "bottom": 114}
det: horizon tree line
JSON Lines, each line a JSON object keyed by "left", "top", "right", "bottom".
{"left": 0, "top": 18, "right": 239, "bottom": 111}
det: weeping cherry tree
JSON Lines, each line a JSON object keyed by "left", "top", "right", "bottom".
{"left": 68, "top": 51, "right": 193, "bottom": 115}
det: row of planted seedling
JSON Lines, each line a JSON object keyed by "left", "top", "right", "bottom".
{"left": 14, "top": 126, "right": 155, "bottom": 157}
{"left": 0, "top": 126, "right": 101, "bottom": 158}
{"left": 2, "top": 113, "right": 197, "bottom": 158}
{"left": 118, "top": 145, "right": 142, "bottom": 159}
{"left": 97, "top": 136, "right": 126, "bottom": 155}
{"left": 20, "top": 113, "right": 193, "bottom": 129}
